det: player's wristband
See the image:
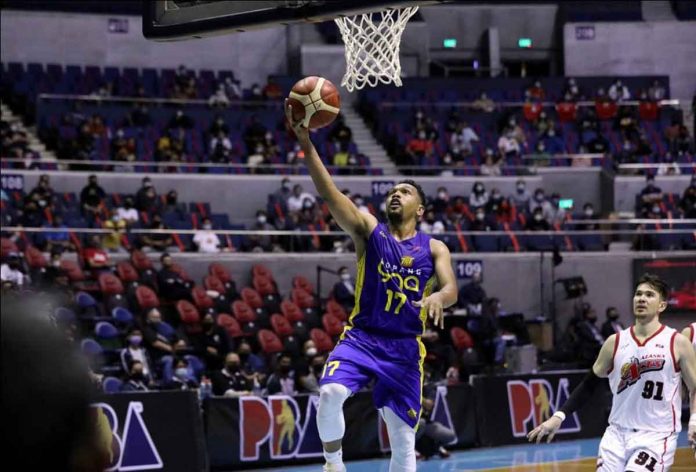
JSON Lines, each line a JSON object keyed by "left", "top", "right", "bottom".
{"left": 552, "top": 411, "right": 566, "bottom": 422}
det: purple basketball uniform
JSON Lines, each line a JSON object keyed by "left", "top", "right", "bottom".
{"left": 319, "top": 223, "right": 436, "bottom": 428}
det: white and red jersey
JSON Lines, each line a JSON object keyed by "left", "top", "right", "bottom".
{"left": 607, "top": 324, "right": 682, "bottom": 433}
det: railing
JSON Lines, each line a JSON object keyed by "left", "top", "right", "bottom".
{"left": 376, "top": 99, "right": 681, "bottom": 109}
{"left": 37, "top": 93, "right": 281, "bottom": 108}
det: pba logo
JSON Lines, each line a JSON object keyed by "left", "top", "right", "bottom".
{"left": 506, "top": 378, "right": 581, "bottom": 438}
{"left": 92, "top": 402, "right": 163, "bottom": 471}
{"left": 239, "top": 395, "right": 323, "bottom": 461}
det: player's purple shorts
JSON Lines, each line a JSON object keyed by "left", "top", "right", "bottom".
{"left": 318, "top": 327, "right": 425, "bottom": 428}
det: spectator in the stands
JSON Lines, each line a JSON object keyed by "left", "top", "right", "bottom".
{"left": 526, "top": 207, "right": 551, "bottom": 231}
{"left": 670, "top": 124, "right": 694, "bottom": 155}
{"left": 79, "top": 175, "right": 105, "bottom": 222}
{"left": 157, "top": 253, "right": 192, "bottom": 302}
{"left": 250, "top": 83, "right": 263, "bottom": 99}
{"left": 333, "top": 266, "right": 356, "bottom": 312}
{"left": 42, "top": 251, "right": 69, "bottom": 288}
{"left": 469, "top": 181, "right": 489, "bottom": 209}
{"left": 480, "top": 149, "right": 502, "bottom": 176}
{"left": 167, "top": 109, "right": 193, "bottom": 131}
{"left": 457, "top": 271, "right": 487, "bottom": 315}
{"left": 287, "top": 184, "right": 316, "bottom": 214}
{"left": 224, "top": 76, "right": 242, "bottom": 100}
{"left": 415, "top": 396, "right": 457, "bottom": 459}
{"left": 102, "top": 214, "right": 126, "bottom": 253}
{"left": 535, "top": 111, "right": 554, "bottom": 137}
{"left": 43, "top": 214, "right": 72, "bottom": 253}
{"left": 82, "top": 235, "right": 111, "bottom": 271}
{"left": 163, "top": 190, "right": 186, "bottom": 217}
{"left": 419, "top": 210, "right": 446, "bottom": 235}
{"left": 1, "top": 253, "right": 25, "bottom": 289}
{"left": 656, "top": 153, "right": 681, "bottom": 176}
{"left": 20, "top": 197, "right": 43, "bottom": 227}
{"left": 680, "top": 175, "right": 696, "bottom": 218}
{"left": 433, "top": 187, "right": 450, "bottom": 215}
{"left": 237, "top": 340, "right": 266, "bottom": 376}
{"left": 193, "top": 217, "right": 222, "bottom": 253}
{"left": 139, "top": 215, "right": 176, "bottom": 252}
{"left": 208, "top": 83, "right": 231, "bottom": 107}
{"left": 485, "top": 188, "right": 505, "bottom": 215}
{"left": 194, "top": 313, "right": 231, "bottom": 371}
{"left": 563, "top": 77, "right": 582, "bottom": 101}
{"left": 247, "top": 143, "right": 269, "bottom": 170}
{"left": 541, "top": 127, "right": 564, "bottom": 155}
{"left": 164, "top": 357, "right": 198, "bottom": 391}
{"left": 120, "top": 328, "right": 154, "bottom": 380}
{"left": 647, "top": 80, "right": 665, "bottom": 101}
{"left": 576, "top": 203, "right": 600, "bottom": 231}
{"left": 450, "top": 121, "right": 479, "bottom": 157}
{"left": 243, "top": 115, "right": 267, "bottom": 153}
{"left": 125, "top": 103, "right": 152, "bottom": 128}
{"left": 29, "top": 174, "right": 54, "bottom": 208}
{"left": 405, "top": 129, "right": 434, "bottom": 166}
{"left": 143, "top": 308, "right": 176, "bottom": 359}
{"left": 529, "top": 188, "right": 551, "bottom": 216}
{"left": 272, "top": 177, "right": 293, "bottom": 206}
{"left": 175, "top": 65, "right": 191, "bottom": 89}
{"left": 328, "top": 117, "right": 353, "bottom": 152}
{"left": 575, "top": 305, "right": 604, "bottom": 367}
{"left": 601, "top": 306, "right": 624, "bottom": 339}
{"left": 115, "top": 196, "right": 139, "bottom": 226}
{"left": 266, "top": 353, "right": 297, "bottom": 396}
{"left": 510, "top": 179, "right": 531, "bottom": 208}
{"left": 608, "top": 79, "right": 630, "bottom": 102}
{"left": 210, "top": 130, "right": 232, "bottom": 156}
{"left": 638, "top": 174, "right": 663, "bottom": 215}
{"left": 246, "top": 210, "right": 276, "bottom": 252}
{"left": 111, "top": 128, "right": 136, "bottom": 163}
{"left": 211, "top": 352, "right": 253, "bottom": 397}
{"left": 525, "top": 80, "right": 545, "bottom": 101}
{"left": 528, "top": 141, "right": 551, "bottom": 167}
{"left": 262, "top": 78, "right": 283, "bottom": 100}
{"left": 209, "top": 115, "right": 230, "bottom": 137}
{"left": 297, "top": 353, "right": 326, "bottom": 394}
{"left": 547, "top": 193, "right": 567, "bottom": 225}
{"left": 497, "top": 127, "right": 521, "bottom": 159}
{"left": 470, "top": 207, "right": 496, "bottom": 232}
{"left": 135, "top": 177, "right": 157, "bottom": 212}
{"left": 472, "top": 92, "right": 495, "bottom": 113}
{"left": 120, "top": 361, "right": 150, "bottom": 392}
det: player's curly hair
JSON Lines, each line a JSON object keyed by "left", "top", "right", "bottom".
{"left": 635, "top": 273, "right": 669, "bottom": 301}
{"left": 397, "top": 179, "right": 426, "bottom": 207}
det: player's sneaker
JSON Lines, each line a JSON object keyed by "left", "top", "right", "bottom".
{"left": 322, "top": 462, "right": 346, "bottom": 472}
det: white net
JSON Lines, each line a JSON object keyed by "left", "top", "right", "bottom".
{"left": 334, "top": 6, "right": 419, "bottom": 92}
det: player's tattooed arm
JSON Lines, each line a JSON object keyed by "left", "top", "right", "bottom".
{"left": 414, "top": 239, "right": 457, "bottom": 329}
{"left": 284, "top": 99, "right": 377, "bottom": 241}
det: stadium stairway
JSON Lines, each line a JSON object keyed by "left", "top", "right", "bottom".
{"left": 1, "top": 102, "right": 57, "bottom": 162}
{"left": 342, "top": 106, "right": 399, "bottom": 175}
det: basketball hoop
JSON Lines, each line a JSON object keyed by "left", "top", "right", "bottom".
{"left": 334, "top": 6, "right": 419, "bottom": 92}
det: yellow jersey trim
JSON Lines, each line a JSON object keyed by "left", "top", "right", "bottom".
{"left": 339, "top": 252, "right": 366, "bottom": 341}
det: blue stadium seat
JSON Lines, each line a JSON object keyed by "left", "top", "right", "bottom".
{"left": 102, "top": 377, "right": 123, "bottom": 394}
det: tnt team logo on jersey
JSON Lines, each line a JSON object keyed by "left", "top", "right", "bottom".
{"left": 507, "top": 378, "right": 581, "bottom": 438}
{"left": 617, "top": 356, "right": 666, "bottom": 394}
{"left": 400, "top": 256, "right": 414, "bottom": 268}
{"left": 239, "top": 395, "right": 323, "bottom": 462}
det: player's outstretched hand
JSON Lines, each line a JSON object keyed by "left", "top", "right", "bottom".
{"left": 527, "top": 416, "right": 563, "bottom": 444}
{"left": 284, "top": 99, "right": 310, "bottom": 143}
{"left": 413, "top": 294, "right": 444, "bottom": 329}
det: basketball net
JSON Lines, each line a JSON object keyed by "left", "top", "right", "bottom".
{"left": 334, "top": 6, "right": 419, "bottom": 92}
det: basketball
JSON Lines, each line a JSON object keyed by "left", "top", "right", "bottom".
{"left": 287, "top": 76, "right": 341, "bottom": 129}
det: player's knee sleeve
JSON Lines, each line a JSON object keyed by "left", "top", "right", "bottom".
{"left": 382, "top": 407, "right": 416, "bottom": 472}
{"left": 317, "top": 383, "right": 351, "bottom": 443}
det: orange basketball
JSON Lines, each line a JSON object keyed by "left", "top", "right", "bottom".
{"left": 287, "top": 76, "right": 341, "bottom": 129}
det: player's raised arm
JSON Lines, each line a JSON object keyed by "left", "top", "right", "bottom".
{"left": 285, "top": 100, "right": 377, "bottom": 240}
{"left": 527, "top": 335, "right": 616, "bottom": 443}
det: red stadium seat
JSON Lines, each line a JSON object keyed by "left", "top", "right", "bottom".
{"left": 176, "top": 300, "right": 200, "bottom": 324}
{"left": 232, "top": 300, "right": 256, "bottom": 323}
{"left": 291, "top": 288, "right": 315, "bottom": 310}
{"left": 522, "top": 102, "right": 542, "bottom": 122}
{"left": 191, "top": 286, "right": 214, "bottom": 310}
{"left": 257, "top": 329, "right": 284, "bottom": 354}
{"left": 595, "top": 100, "right": 618, "bottom": 120}
{"left": 116, "top": 261, "right": 139, "bottom": 283}
{"left": 135, "top": 285, "right": 160, "bottom": 311}
{"left": 253, "top": 275, "right": 276, "bottom": 297}
{"left": 217, "top": 314, "right": 243, "bottom": 338}
{"left": 98, "top": 272, "right": 124, "bottom": 296}
{"left": 322, "top": 314, "right": 344, "bottom": 337}
{"left": 270, "top": 313, "right": 294, "bottom": 338}
{"left": 450, "top": 327, "right": 474, "bottom": 351}
{"left": 60, "top": 260, "right": 86, "bottom": 282}
{"left": 555, "top": 102, "right": 577, "bottom": 123}
{"left": 280, "top": 300, "right": 305, "bottom": 323}
{"left": 209, "top": 262, "right": 232, "bottom": 284}
{"left": 638, "top": 101, "right": 659, "bottom": 121}
{"left": 326, "top": 300, "right": 348, "bottom": 322}
{"left": 204, "top": 275, "right": 226, "bottom": 293}
{"left": 252, "top": 264, "right": 274, "bottom": 283}
{"left": 241, "top": 287, "right": 264, "bottom": 310}
{"left": 170, "top": 262, "right": 192, "bottom": 282}
{"left": 24, "top": 246, "right": 47, "bottom": 269}
{"left": 1, "top": 238, "right": 18, "bottom": 258}
{"left": 292, "top": 275, "right": 314, "bottom": 294}
{"left": 310, "top": 328, "right": 334, "bottom": 353}
{"left": 130, "top": 250, "right": 154, "bottom": 272}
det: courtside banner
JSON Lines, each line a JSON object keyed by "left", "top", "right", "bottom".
{"left": 206, "top": 385, "right": 476, "bottom": 470}
{"left": 93, "top": 391, "right": 207, "bottom": 472}
{"left": 472, "top": 370, "right": 611, "bottom": 447}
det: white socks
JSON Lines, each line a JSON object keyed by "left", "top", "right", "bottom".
{"left": 324, "top": 448, "right": 343, "bottom": 464}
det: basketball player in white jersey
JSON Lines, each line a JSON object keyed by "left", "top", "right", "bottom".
{"left": 528, "top": 274, "right": 696, "bottom": 470}
{"left": 683, "top": 321, "right": 696, "bottom": 453}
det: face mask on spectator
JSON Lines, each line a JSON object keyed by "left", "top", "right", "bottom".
{"left": 534, "top": 213, "right": 543, "bottom": 221}
{"left": 476, "top": 212, "right": 485, "bottom": 221}
{"left": 279, "top": 365, "right": 291, "bottom": 374}
{"left": 340, "top": 272, "right": 351, "bottom": 282}
{"left": 416, "top": 112, "right": 423, "bottom": 119}
{"left": 355, "top": 198, "right": 364, "bottom": 207}
{"left": 547, "top": 130, "right": 555, "bottom": 137}
{"left": 305, "top": 347, "right": 318, "bottom": 357}
{"left": 418, "top": 131, "right": 426, "bottom": 140}
{"left": 474, "top": 185, "right": 483, "bottom": 194}
{"left": 379, "top": 201, "right": 387, "bottom": 213}
{"left": 131, "top": 372, "right": 145, "bottom": 381}
{"left": 585, "top": 208, "right": 594, "bottom": 217}
{"left": 651, "top": 205, "right": 660, "bottom": 214}
{"left": 437, "top": 191, "right": 447, "bottom": 200}
{"left": 52, "top": 259, "right": 61, "bottom": 268}
{"left": 129, "top": 335, "right": 142, "bottom": 346}
{"left": 443, "top": 155, "right": 452, "bottom": 165}
{"left": 257, "top": 215, "right": 267, "bottom": 224}
{"left": 174, "top": 368, "right": 188, "bottom": 379}
{"left": 226, "top": 362, "right": 240, "bottom": 372}
{"left": 203, "top": 223, "right": 212, "bottom": 230}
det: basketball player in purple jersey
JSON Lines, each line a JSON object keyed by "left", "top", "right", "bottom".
{"left": 285, "top": 101, "right": 458, "bottom": 472}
